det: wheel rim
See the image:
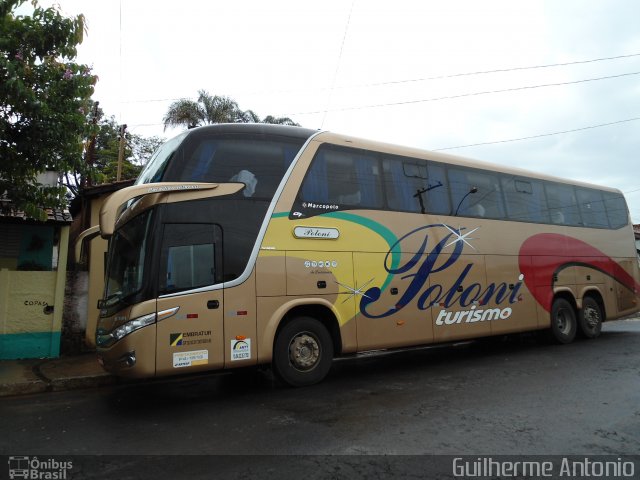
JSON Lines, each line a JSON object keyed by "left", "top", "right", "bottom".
{"left": 288, "top": 332, "right": 321, "bottom": 371}
{"left": 583, "top": 305, "right": 600, "bottom": 331}
{"left": 555, "top": 308, "right": 571, "bottom": 335}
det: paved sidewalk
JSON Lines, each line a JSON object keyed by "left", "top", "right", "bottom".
{"left": 0, "top": 353, "right": 116, "bottom": 397}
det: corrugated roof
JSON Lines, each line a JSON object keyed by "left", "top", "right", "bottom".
{"left": 0, "top": 205, "right": 72, "bottom": 225}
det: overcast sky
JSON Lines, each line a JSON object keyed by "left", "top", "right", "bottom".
{"left": 29, "top": 0, "right": 640, "bottom": 223}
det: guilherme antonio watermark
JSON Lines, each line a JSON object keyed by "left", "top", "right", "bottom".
{"left": 8, "top": 456, "right": 72, "bottom": 480}
{"left": 453, "top": 457, "right": 636, "bottom": 478}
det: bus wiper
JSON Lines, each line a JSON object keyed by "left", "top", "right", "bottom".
{"left": 454, "top": 186, "right": 478, "bottom": 216}
{"left": 414, "top": 181, "right": 443, "bottom": 214}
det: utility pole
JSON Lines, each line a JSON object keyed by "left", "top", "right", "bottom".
{"left": 83, "top": 101, "right": 100, "bottom": 188}
{"left": 116, "top": 124, "right": 127, "bottom": 182}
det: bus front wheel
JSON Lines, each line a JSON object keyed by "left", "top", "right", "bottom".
{"left": 273, "top": 316, "right": 334, "bottom": 387}
{"left": 549, "top": 298, "right": 577, "bottom": 344}
{"left": 578, "top": 296, "right": 603, "bottom": 339}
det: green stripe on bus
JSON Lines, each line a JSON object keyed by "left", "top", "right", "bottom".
{"left": 270, "top": 210, "right": 399, "bottom": 292}
{"left": 324, "top": 211, "right": 400, "bottom": 292}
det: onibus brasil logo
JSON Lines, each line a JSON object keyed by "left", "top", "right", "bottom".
{"left": 8, "top": 456, "right": 72, "bottom": 479}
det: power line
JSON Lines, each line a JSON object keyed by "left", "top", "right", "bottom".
{"left": 434, "top": 117, "right": 640, "bottom": 151}
{"left": 348, "top": 53, "right": 640, "bottom": 89}
{"left": 288, "top": 71, "right": 640, "bottom": 116}
{"left": 118, "top": 52, "right": 640, "bottom": 105}
{"left": 129, "top": 115, "right": 640, "bottom": 148}
{"left": 322, "top": 0, "right": 355, "bottom": 129}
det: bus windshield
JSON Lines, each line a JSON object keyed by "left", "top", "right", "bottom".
{"left": 136, "top": 131, "right": 188, "bottom": 185}
{"left": 160, "top": 134, "right": 305, "bottom": 199}
{"left": 103, "top": 209, "right": 154, "bottom": 310}
{"left": 136, "top": 127, "right": 313, "bottom": 199}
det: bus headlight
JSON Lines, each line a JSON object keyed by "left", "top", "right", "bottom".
{"left": 97, "top": 312, "right": 156, "bottom": 347}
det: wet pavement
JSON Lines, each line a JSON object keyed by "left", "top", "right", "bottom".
{"left": 1, "top": 318, "right": 639, "bottom": 457}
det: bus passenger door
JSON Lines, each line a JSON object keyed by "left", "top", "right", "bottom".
{"left": 155, "top": 223, "right": 224, "bottom": 376}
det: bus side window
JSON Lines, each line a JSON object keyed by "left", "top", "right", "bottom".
{"left": 577, "top": 188, "right": 608, "bottom": 228}
{"left": 501, "top": 176, "right": 550, "bottom": 223}
{"left": 545, "top": 182, "right": 581, "bottom": 226}
{"left": 426, "top": 163, "right": 450, "bottom": 215}
{"left": 381, "top": 157, "right": 449, "bottom": 214}
{"left": 300, "top": 146, "right": 383, "bottom": 210}
{"left": 603, "top": 192, "right": 629, "bottom": 229}
{"left": 449, "top": 168, "right": 505, "bottom": 219}
{"left": 382, "top": 158, "right": 423, "bottom": 213}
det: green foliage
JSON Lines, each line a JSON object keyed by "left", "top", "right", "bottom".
{"left": 90, "top": 116, "right": 164, "bottom": 185}
{"left": 65, "top": 108, "right": 164, "bottom": 188}
{"left": 0, "top": 0, "right": 97, "bottom": 220}
{"left": 163, "top": 90, "right": 300, "bottom": 130}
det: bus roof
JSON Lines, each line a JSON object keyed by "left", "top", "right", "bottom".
{"left": 183, "top": 123, "right": 319, "bottom": 141}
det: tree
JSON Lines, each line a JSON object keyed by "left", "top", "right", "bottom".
{"left": 63, "top": 105, "right": 164, "bottom": 193}
{"left": 163, "top": 89, "right": 299, "bottom": 131}
{"left": 90, "top": 119, "right": 164, "bottom": 185}
{"left": 0, "top": 0, "right": 97, "bottom": 220}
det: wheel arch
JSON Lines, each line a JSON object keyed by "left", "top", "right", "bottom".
{"left": 277, "top": 304, "right": 342, "bottom": 356}
{"left": 579, "top": 287, "right": 607, "bottom": 322}
{"left": 258, "top": 298, "right": 343, "bottom": 364}
{"left": 553, "top": 288, "right": 578, "bottom": 311}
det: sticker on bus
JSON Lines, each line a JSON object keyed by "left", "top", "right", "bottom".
{"left": 172, "top": 350, "right": 208, "bottom": 368}
{"left": 231, "top": 339, "right": 251, "bottom": 361}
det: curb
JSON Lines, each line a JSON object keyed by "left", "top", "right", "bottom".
{"left": 37, "top": 355, "right": 118, "bottom": 393}
{"left": 0, "top": 355, "right": 117, "bottom": 397}
{"left": 0, "top": 359, "right": 48, "bottom": 397}
{"left": 0, "top": 378, "right": 48, "bottom": 397}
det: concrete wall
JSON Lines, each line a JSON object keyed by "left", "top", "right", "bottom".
{"left": 61, "top": 270, "right": 89, "bottom": 354}
{"left": 0, "top": 226, "right": 68, "bottom": 359}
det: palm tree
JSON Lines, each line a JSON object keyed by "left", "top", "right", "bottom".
{"left": 162, "top": 98, "right": 202, "bottom": 130}
{"left": 163, "top": 90, "right": 299, "bottom": 130}
{"left": 261, "top": 115, "right": 299, "bottom": 126}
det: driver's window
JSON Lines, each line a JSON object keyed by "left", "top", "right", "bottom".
{"left": 158, "top": 223, "right": 221, "bottom": 294}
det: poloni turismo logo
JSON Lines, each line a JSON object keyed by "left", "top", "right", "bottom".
{"left": 8, "top": 456, "right": 72, "bottom": 479}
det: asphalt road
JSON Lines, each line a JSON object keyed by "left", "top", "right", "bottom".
{"left": 1, "top": 319, "right": 639, "bottom": 478}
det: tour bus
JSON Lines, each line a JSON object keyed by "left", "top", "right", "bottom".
{"left": 80, "top": 124, "right": 640, "bottom": 386}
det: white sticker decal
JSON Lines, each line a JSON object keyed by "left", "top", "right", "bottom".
{"left": 231, "top": 339, "right": 251, "bottom": 361}
{"left": 172, "top": 350, "right": 208, "bottom": 368}
{"left": 293, "top": 226, "right": 340, "bottom": 239}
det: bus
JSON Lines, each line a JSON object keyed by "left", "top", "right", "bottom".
{"left": 81, "top": 124, "right": 640, "bottom": 386}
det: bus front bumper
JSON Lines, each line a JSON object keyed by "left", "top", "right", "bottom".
{"left": 96, "top": 325, "right": 157, "bottom": 378}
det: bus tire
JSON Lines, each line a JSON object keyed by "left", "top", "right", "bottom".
{"left": 273, "top": 316, "right": 334, "bottom": 387}
{"left": 549, "top": 298, "right": 577, "bottom": 344}
{"left": 578, "top": 296, "right": 603, "bottom": 339}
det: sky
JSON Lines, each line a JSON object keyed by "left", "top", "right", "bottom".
{"left": 22, "top": 0, "right": 640, "bottom": 223}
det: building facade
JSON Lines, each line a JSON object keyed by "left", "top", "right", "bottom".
{"left": 0, "top": 208, "right": 71, "bottom": 359}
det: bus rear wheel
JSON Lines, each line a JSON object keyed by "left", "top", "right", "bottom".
{"left": 578, "top": 296, "right": 603, "bottom": 339}
{"left": 273, "top": 316, "right": 334, "bottom": 387}
{"left": 549, "top": 298, "right": 577, "bottom": 344}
